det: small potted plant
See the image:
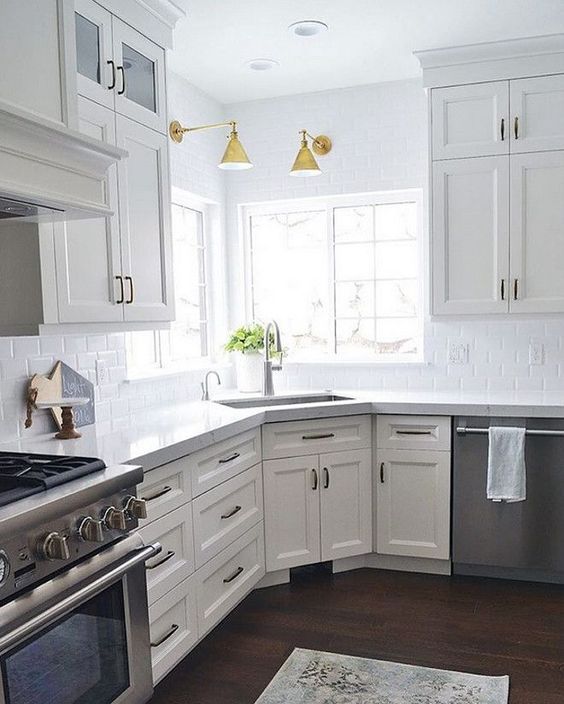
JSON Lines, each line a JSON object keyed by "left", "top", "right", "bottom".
{"left": 225, "top": 323, "right": 266, "bottom": 393}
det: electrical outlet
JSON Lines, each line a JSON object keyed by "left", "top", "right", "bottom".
{"left": 95, "top": 359, "right": 108, "bottom": 385}
{"left": 448, "top": 342, "right": 469, "bottom": 365}
{"left": 529, "top": 341, "right": 544, "bottom": 365}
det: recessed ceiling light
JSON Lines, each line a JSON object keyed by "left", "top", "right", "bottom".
{"left": 288, "top": 20, "right": 329, "bottom": 37}
{"left": 247, "top": 58, "right": 279, "bottom": 71}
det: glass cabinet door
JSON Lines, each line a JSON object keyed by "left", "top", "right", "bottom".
{"left": 112, "top": 18, "right": 167, "bottom": 133}
{"left": 74, "top": 0, "right": 114, "bottom": 109}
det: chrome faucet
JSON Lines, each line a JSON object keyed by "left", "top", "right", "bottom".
{"left": 201, "top": 370, "right": 221, "bottom": 400}
{"left": 263, "top": 320, "right": 283, "bottom": 396}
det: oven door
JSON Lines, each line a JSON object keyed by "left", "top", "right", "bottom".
{"left": 0, "top": 533, "right": 160, "bottom": 704}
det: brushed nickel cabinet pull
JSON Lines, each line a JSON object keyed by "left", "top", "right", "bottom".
{"left": 302, "top": 433, "right": 335, "bottom": 440}
{"left": 514, "top": 116, "right": 519, "bottom": 139}
{"left": 219, "top": 452, "right": 240, "bottom": 464}
{"left": 142, "top": 485, "right": 172, "bottom": 502}
{"left": 146, "top": 550, "right": 175, "bottom": 570}
{"left": 125, "top": 276, "right": 134, "bottom": 304}
{"left": 221, "top": 505, "right": 242, "bottom": 520}
{"left": 115, "top": 275, "right": 124, "bottom": 304}
{"left": 151, "top": 623, "right": 179, "bottom": 648}
{"left": 323, "top": 467, "right": 330, "bottom": 489}
{"left": 500, "top": 117, "right": 505, "bottom": 141}
{"left": 117, "top": 65, "right": 126, "bottom": 95}
{"left": 514, "top": 278, "right": 519, "bottom": 300}
{"left": 311, "top": 468, "right": 318, "bottom": 490}
{"left": 380, "top": 462, "right": 385, "bottom": 483}
{"left": 501, "top": 278, "right": 505, "bottom": 301}
{"left": 107, "top": 60, "right": 116, "bottom": 90}
{"left": 223, "top": 566, "right": 244, "bottom": 583}
{"left": 396, "top": 429, "right": 432, "bottom": 435}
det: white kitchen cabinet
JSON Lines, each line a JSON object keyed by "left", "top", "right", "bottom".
{"left": 319, "top": 450, "right": 372, "bottom": 561}
{"left": 263, "top": 456, "right": 321, "bottom": 571}
{"left": 75, "top": 1, "right": 167, "bottom": 133}
{"left": 116, "top": 114, "right": 174, "bottom": 322}
{"left": 510, "top": 75, "right": 564, "bottom": 153}
{"left": 264, "top": 448, "right": 372, "bottom": 571}
{"left": 432, "top": 81, "right": 509, "bottom": 160}
{"left": 509, "top": 150, "right": 564, "bottom": 313}
{"left": 376, "top": 449, "right": 450, "bottom": 560}
{"left": 432, "top": 156, "right": 510, "bottom": 314}
{"left": 53, "top": 98, "right": 122, "bottom": 322}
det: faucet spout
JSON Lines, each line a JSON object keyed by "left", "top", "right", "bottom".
{"left": 263, "top": 320, "right": 283, "bottom": 396}
{"left": 201, "top": 370, "right": 221, "bottom": 401}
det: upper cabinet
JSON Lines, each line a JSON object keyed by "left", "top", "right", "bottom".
{"left": 75, "top": 1, "right": 167, "bottom": 133}
{"left": 418, "top": 36, "right": 564, "bottom": 316}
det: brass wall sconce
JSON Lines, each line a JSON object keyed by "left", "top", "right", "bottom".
{"left": 290, "top": 129, "right": 332, "bottom": 177}
{"left": 169, "top": 119, "right": 253, "bottom": 170}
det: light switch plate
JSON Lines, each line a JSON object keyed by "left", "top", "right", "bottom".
{"left": 448, "top": 342, "right": 469, "bottom": 365}
{"left": 95, "top": 359, "right": 108, "bottom": 385}
{"left": 529, "top": 341, "right": 544, "bottom": 365}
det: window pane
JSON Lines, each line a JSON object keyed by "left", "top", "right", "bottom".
{"left": 376, "top": 318, "right": 419, "bottom": 355}
{"left": 375, "top": 202, "right": 417, "bottom": 241}
{"left": 335, "top": 281, "right": 374, "bottom": 317}
{"left": 336, "top": 318, "right": 376, "bottom": 357}
{"left": 335, "top": 243, "right": 374, "bottom": 281}
{"left": 375, "top": 280, "right": 418, "bottom": 317}
{"left": 375, "top": 240, "right": 418, "bottom": 279}
{"left": 126, "top": 331, "right": 158, "bottom": 370}
{"left": 251, "top": 210, "right": 328, "bottom": 355}
{"left": 334, "top": 206, "right": 373, "bottom": 243}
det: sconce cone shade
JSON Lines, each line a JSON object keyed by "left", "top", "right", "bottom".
{"left": 219, "top": 129, "right": 253, "bottom": 170}
{"left": 290, "top": 136, "right": 322, "bottom": 177}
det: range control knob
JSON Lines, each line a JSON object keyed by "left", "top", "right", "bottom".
{"left": 78, "top": 517, "right": 105, "bottom": 543}
{"left": 102, "top": 506, "right": 127, "bottom": 531}
{"left": 39, "top": 532, "right": 70, "bottom": 561}
{"left": 123, "top": 496, "right": 147, "bottom": 520}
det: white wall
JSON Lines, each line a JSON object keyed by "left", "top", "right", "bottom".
{"left": 224, "top": 79, "right": 564, "bottom": 394}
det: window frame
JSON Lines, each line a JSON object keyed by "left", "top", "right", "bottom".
{"left": 241, "top": 189, "right": 425, "bottom": 364}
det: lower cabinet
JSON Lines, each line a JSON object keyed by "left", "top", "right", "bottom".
{"left": 263, "top": 448, "right": 372, "bottom": 572}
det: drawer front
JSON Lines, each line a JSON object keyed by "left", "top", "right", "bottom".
{"left": 139, "top": 505, "right": 195, "bottom": 605}
{"left": 190, "top": 428, "right": 262, "bottom": 497}
{"left": 193, "top": 463, "right": 263, "bottom": 569}
{"left": 149, "top": 574, "right": 198, "bottom": 684}
{"left": 138, "top": 457, "right": 192, "bottom": 526}
{"left": 263, "top": 415, "right": 372, "bottom": 459}
{"left": 376, "top": 415, "right": 451, "bottom": 451}
{"left": 196, "top": 522, "right": 265, "bottom": 637}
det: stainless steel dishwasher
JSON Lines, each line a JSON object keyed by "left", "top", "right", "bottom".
{"left": 453, "top": 416, "right": 564, "bottom": 584}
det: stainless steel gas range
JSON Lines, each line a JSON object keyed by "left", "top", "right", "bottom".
{"left": 0, "top": 452, "right": 161, "bottom": 704}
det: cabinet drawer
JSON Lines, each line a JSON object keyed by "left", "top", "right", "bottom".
{"left": 137, "top": 457, "right": 192, "bottom": 526}
{"left": 193, "top": 464, "right": 263, "bottom": 569}
{"left": 376, "top": 415, "right": 451, "bottom": 451}
{"left": 263, "top": 415, "right": 371, "bottom": 459}
{"left": 139, "top": 505, "right": 195, "bottom": 605}
{"left": 190, "top": 428, "right": 261, "bottom": 497}
{"left": 196, "top": 523, "right": 265, "bottom": 637}
{"left": 149, "top": 574, "right": 198, "bottom": 684}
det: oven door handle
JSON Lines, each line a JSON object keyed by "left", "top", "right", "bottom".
{"left": 0, "top": 542, "right": 161, "bottom": 655}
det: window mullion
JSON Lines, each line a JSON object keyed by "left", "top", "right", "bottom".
{"left": 327, "top": 202, "right": 337, "bottom": 356}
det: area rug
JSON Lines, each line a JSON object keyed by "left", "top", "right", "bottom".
{"left": 255, "top": 648, "right": 509, "bottom": 703}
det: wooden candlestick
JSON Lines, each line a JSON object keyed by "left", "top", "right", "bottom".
{"left": 54, "top": 406, "right": 82, "bottom": 440}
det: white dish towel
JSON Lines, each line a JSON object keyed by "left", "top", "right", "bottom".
{"left": 487, "top": 426, "right": 526, "bottom": 502}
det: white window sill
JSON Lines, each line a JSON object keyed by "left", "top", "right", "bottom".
{"left": 281, "top": 358, "right": 428, "bottom": 368}
{"left": 125, "top": 361, "right": 230, "bottom": 383}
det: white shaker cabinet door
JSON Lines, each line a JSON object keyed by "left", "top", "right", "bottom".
{"left": 320, "top": 449, "right": 372, "bottom": 561}
{"left": 432, "top": 156, "right": 510, "bottom": 315}
{"left": 509, "top": 150, "right": 564, "bottom": 314}
{"left": 376, "top": 449, "right": 451, "bottom": 560}
{"left": 510, "top": 75, "right": 564, "bottom": 153}
{"left": 116, "top": 115, "right": 175, "bottom": 322}
{"left": 54, "top": 97, "right": 123, "bottom": 322}
{"left": 431, "top": 81, "right": 509, "bottom": 160}
{"left": 263, "top": 456, "right": 321, "bottom": 572}
{"left": 74, "top": 0, "right": 115, "bottom": 109}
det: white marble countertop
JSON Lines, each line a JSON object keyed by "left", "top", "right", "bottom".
{"left": 2, "top": 389, "right": 564, "bottom": 472}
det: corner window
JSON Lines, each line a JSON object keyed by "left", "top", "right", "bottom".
{"left": 245, "top": 191, "right": 423, "bottom": 361}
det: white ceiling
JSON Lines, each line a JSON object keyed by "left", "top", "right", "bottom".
{"left": 168, "top": 0, "right": 564, "bottom": 105}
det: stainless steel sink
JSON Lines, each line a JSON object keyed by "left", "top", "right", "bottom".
{"left": 215, "top": 394, "right": 354, "bottom": 409}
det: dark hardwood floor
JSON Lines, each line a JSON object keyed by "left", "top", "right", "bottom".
{"left": 150, "top": 566, "right": 564, "bottom": 703}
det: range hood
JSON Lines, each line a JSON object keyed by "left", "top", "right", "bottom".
{"left": 0, "top": 99, "right": 127, "bottom": 221}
